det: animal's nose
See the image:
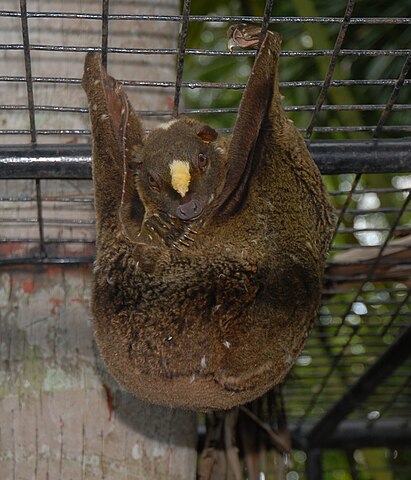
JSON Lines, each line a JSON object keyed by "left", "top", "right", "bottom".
{"left": 176, "top": 199, "right": 203, "bottom": 220}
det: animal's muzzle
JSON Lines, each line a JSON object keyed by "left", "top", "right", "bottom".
{"left": 176, "top": 199, "right": 203, "bottom": 220}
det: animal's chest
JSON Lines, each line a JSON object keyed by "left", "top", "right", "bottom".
{"left": 104, "top": 249, "right": 261, "bottom": 322}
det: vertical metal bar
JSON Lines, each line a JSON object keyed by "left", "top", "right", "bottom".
{"left": 305, "top": 0, "right": 356, "bottom": 139}
{"left": 373, "top": 53, "right": 411, "bottom": 138}
{"left": 101, "top": 0, "right": 110, "bottom": 69}
{"left": 19, "top": 0, "right": 36, "bottom": 144}
{"left": 35, "top": 179, "right": 47, "bottom": 258}
{"left": 173, "top": 0, "right": 191, "bottom": 116}
{"left": 306, "top": 449, "right": 322, "bottom": 480}
{"left": 347, "top": 450, "right": 361, "bottom": 480}
{"left": 258, "top": 0, "right": 274, "bottom": 47}
{"left": 20, "top": 0, "right": 46, "bottom": 258}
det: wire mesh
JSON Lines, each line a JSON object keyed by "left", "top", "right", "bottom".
{"left": 0, "top": 0, "right": 411, "bottom": 477}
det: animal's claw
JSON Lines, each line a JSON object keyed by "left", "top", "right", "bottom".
{"left": 144, "top": 211, "right": 198, "bottom": 250}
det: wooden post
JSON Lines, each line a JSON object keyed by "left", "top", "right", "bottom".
{"left": 0, "top": 266, "right": 197, "bottom": 479}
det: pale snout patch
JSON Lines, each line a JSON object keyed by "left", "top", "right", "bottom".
{"left": 169, "top": 160, "right": 191, "bottom": 197}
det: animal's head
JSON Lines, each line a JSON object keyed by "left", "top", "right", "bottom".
{"left": 132, "top": 117, "right": 229, "bottom": 223}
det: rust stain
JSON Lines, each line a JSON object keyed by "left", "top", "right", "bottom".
{"left": 49, "top": 297, "right": 64, "bottom": 315}
{"left": 47, "top": 266, "right": 64, "bottom": 277}
{"left": 0, "top": 243, "right": 24, "bottom": 256}
{"left": 103, "top": 384, "right": 114, "bottom": 422}
{"left": 22, "top": 278, "right": 35, "bottom": 294}
{"left": 167, "top": 96, "right": 174, "bottom": 111}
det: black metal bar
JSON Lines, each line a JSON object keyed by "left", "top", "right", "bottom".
{"left": 331, "top": 186, "right": 411, "bottom": 195}
{"left": 101, "top": 0, "right": 110, "bottom": 69}
{"left": 2, "top": 43, "right": 411, "bottom": 57}
{"left": 258, "top": 0, "right": 274, "bottom": 48}
{"left": 19, "top": 0, "right": 36, "bottom": 144}
{"left": 305, "top": 325, "right": 411, "bottom": 447}
{"left": 2, "top": 11, "right": 411, "bottom": 25}
{"left": 0, "top": 145, "right": 92, "bottom": 178}
{"left": 6, "top": 102, "right": 404, "bottom": 116}
{"left": 335, "top": 225, "right": 409, "bottom": 234}
{"left": 0, "top": 257, "right": 95, "bottom": 266}
{"left": 310, "top": 138, "right": 411, "bottom": 173}
{"left": 0, "top": 238, "right": 95, "bottom": 244}
{"left": 306, "top": 449, "right": 322, "bottom": 480}
{"left": 1, "top": 139, "right": 410, "bottom": 178}
{"left": 2, "top": 76, "right": 411, "bottom": 89}
{"left": 305, "top": 0, "right": 356, "bottom": 139}
{"left": 4, "top": 125, "right": 411, "bottom": 137}
{"left": 173, "top": 0, "right": 191, "bottom": 115}
{"left": 293, "top": 420, "right": 411, "bottom": 450}
{"left": 35, "top": 179, "right": 47, "bottom": 258}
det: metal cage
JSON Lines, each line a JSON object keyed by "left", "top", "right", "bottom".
{"left": 1, "top": 0, "right": 410, "bottom": 478}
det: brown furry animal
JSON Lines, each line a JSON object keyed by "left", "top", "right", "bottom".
{"left": 82, "top": 25, "right": 335, "bottom": 410}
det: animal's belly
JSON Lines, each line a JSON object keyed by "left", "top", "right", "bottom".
{"left": 92, "top": 257, "right": 316, "bottom": 410}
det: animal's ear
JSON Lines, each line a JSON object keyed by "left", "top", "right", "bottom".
{"left": 217, "top": 25, "right": 281, "bottom": 215}
{"left": 197, "top": 125, "right": 218, "bottom": 143}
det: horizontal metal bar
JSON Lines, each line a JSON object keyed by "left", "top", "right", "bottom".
{"left": 2, "top": 44, "right": 411, "bottom": 57}
{"left": 2, "top": 10, "right": 411, "bottom": 24}
{"left": 0, "top": 256, "right": 94, "bottom": 266}
{"left": 310, "top": 138, "right": 411, "bottom": 173}
{"left": 0, "top": 145, "right": 91, "bottom": 178}
{"left": 1, "top": 139, "right": 410, "bottom": 179}
{"left": 0, "top": 238, "right": 95, "bottom": 244}
{"left": 293, "top": 419, "right": 411, "bottom": 450}
{"left": 0, "top": 105, "right": 170, "bottom": 118}
{"left": 336, "top": 207, "right": 411, "bottom": 214}
{"left": 335, "top": 226, "right": 409, "bottom": 234}
{"left": 0, "top": 105, "right": 89, "bottom": 113}
{"left": 0, "top": 195, "right": 93, "bottom": 202}
{"left": 4, "top": 103, "right": 411, "bottom": 114}
{"left": 0, "top": 218, "right": 95, "bottom": 226}
{"left": 3, "top": 125, "right": 411, "bottom": 136}
{"left": 306, "top": 324, "right": 411, "bottom": 447}
{"left": 2, "top": 76, "right": 410, "bottom": 91}
{"left": 330, "top": 186, "right": 411, "bottom": 195}
{"left": 0, "top": 129, "right": 90, "bottom": 136}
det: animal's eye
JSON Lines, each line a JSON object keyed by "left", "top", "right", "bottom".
{"left": 197, "top": 153, "right": 208, "bottom": 171}
{"left": 148, "top": 173, "right": 160, "bottom": 191}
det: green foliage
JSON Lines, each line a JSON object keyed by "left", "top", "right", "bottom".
{"left": 183, "top": 0, "right": 411, "bottom": 138}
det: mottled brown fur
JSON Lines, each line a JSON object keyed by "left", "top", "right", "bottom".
{"left": 82, "top": 25, "right": 335, "bottom": 410}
